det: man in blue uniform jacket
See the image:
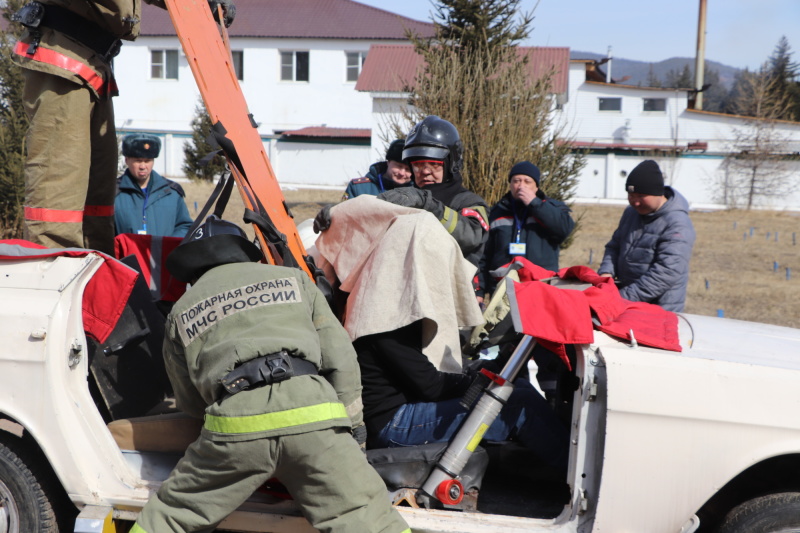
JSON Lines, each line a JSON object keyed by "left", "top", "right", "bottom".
{"left": 342, "top": 139, "right": 412, "bottom": 200}
{"left": 115, "top": 133, "right": 193, "bottom": 237}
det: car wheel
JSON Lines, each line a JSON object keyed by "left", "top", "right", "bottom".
{"left": 0, "top": 439, "right": 62, "bottom": 533}
{"left": 717, "top": 492, "right": 800, "bottom": 533}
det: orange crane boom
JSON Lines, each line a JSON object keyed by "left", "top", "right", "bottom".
{"left": 163, "top": 0, "right": 313, "bottom": 278}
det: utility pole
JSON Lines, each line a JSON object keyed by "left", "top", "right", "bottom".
{"left": 694, "top": 0, "right": 708, "bottom": 109}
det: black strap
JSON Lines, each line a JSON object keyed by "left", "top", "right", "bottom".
{"left": 180, "top": 172, "right": 235, "bottom": 245}
{"left": 208, "top": 120, "right": 299, "bottom": 268}
{"left": 205, "top": 118, "right": 333, "bottom": 300}
{"left": 220, "top": 351, "right": 317, "bottom": 396}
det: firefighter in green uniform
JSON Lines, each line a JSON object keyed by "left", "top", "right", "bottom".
{"left": 131, "top": 215, "right": 409, "bottom": 533}
{"left": 11, "top": 0, "right": 233, "bottom": 254}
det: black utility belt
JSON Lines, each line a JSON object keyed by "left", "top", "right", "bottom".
{"left": 13, "top": 2, "right": 122, "bottom": 59}
{"left": 220, "top": 350, "right": 318, "bottom": 396}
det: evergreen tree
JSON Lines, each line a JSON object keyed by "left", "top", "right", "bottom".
{"left": 183, "top": 98, "right": 226, "bottom": 181}
{"left": 665, "top": 64, "right": 693, "bottom": 89}
{"left": 646, "top": 65, "right": 662, "bottom": 88}
{"left": 0, "top": 0, "right": 28, "bottom": 239}
{"left": 765, "top": 36, "right": 800, "bottom": 120}
{"left": 401, "top": 0, "right": 584, "bottom": 212}
{"left": 700, "top": 67, "right": 729, "bottom": 113}
{"left": 433, "top": 0, "right": 533, "bottom": 49}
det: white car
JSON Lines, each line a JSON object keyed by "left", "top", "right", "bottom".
{"left": 1, "top": 245, "right": 799, "bottom": 533}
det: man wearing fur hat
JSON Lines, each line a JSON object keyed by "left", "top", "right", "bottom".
{"left": 599, "top": 160, "right": 696, "bottom": 312}
{"left": 477, "top": 161, "right": 575, "bottom": 302}
{"left": 114, "top": 133, "right": 193, "bottom": 237}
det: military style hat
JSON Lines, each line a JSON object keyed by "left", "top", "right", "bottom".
{"left": 122, "top": 133, "right": 161, "bottom": 159}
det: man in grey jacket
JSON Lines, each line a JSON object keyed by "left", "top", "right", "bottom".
{"left": 599, "top": 160, "right": 696, "bottom": 312}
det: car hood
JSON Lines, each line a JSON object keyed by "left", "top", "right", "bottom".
{"left": 677, "top": 313, "right": 800, "bottom": 371}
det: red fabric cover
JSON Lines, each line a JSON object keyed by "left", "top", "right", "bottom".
{"left": 114, "top": 233, "right": 186, "bottom": 302}
{"left": 0, "top": 239, "right": 138, "bottom": 343}
{"left": 508, "top": 258, "right": 681, "bottom": 369}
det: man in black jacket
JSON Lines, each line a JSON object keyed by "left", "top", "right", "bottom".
{"left": 478, "top": 161, "right": 575, "bottom": 302}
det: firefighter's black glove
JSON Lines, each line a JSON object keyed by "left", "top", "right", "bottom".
{"left": 377, "top": 188, "right": 443, "bottom": 217}
{"left": 312, "top": 204, "right": 333, "bottom": 234}
{"left": 208, "top": 0, "right": 236, "bottom": 27}
{"left": 464, "top": 358, "right": 503, "bottom": 381}
{"left": 352, "top": 422, "right": 367, "bottom": 453}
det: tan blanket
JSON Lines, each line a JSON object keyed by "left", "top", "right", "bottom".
{"left": 316, "top": 196, "right": 484, "bottom": 372}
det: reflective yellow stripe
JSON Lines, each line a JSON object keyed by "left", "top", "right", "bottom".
{"left": 130, "top": 524, "right": 147, "bottom": 533}
{"left": 440, "top": 206, "right": 458, "bottom": 233}
{"left": 204, "top": 402, "right": 348, "bottom": 434}
{"left": 474, "top": 205, "right": 488, "bottom": 224}
{"left": 467, "top": 423, "right": 489, "bottom": 452}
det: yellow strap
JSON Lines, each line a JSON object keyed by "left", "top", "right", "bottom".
{"left": 204, "top": 402, "right": 348, "bottom": 434}
{"left": 440, "top": 206, "right": 458, "bottom": 233}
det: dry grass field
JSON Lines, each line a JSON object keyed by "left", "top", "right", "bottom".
{"left": 183, "top": 180, "right": 800, "bottom": 329}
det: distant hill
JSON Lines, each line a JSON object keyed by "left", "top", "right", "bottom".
{"left": 570, "top": 51, "right": 740, "bottom": 89}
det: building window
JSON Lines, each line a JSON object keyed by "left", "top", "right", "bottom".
{"left": 345, "top": 51, "right": 367, "bottom": 82}
{"left": 643, "top": 98, "right": 666, "bottom": 112}
{"left": 232, "top": 50, "right": 244, "bottom": 81}
{"left": 280, "top": 51, "right": 309, "bottom": 82}
{"left": 151, "top": 49, "right": 178, "bottom": 79}
{"left": 598, "top": 97, "right": 621, "bottom": 111}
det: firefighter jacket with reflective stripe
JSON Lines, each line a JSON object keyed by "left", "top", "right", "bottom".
{"left": 13, "top": 0, "right": 166, "bottom": 98}
{"left": 164, "top": 262, "right": 363, "bottom": 441}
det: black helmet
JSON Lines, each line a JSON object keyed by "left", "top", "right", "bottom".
{"left": 166, "top": 215, "right": 262, "bottom": 282}
{"left": 402, "top": 116, "right": 463, "bottom": 179}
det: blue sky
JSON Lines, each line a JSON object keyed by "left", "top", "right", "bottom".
{"left": 356, "top": 0, "right": 800, "bottom": 71}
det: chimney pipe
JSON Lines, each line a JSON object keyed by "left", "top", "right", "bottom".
{"left": 694, "top": 0, "right": 708, "bottom": 110}
{"left": 606, "top": 46, "right": 612, "bottom": 83}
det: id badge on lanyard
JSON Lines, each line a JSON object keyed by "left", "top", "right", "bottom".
{"left": 509, "top": 242, "right": 526, "bottom": 255}
{"left": 509, "top": 214, "right": 526, "bottom": 255}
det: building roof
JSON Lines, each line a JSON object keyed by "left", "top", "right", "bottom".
{"left": 570, "top": 140, "right": 683, "bottom": 152}
{"left": 141, "top": 0, "right": 434, "bottom": 39}
{"left": 280, "top": 126, "right": 371, "bottom": 138}
{"left": 355, "top": 44, "right": 570, "bottom": 94}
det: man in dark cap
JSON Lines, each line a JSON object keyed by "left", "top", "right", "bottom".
{"left": 599, "top": 159, "right": 696, "bottom": 312}
{"left": 342, "top": 139, "right": 412, "bottom": 200}
{"left": 477, "top": 161, "right": 575, "bottom": 304}
{"left": 114, "top": 133, "right": 193, "bottom": 237}
{"left": 131, "top": 215, "right": 410, "bottom": 533}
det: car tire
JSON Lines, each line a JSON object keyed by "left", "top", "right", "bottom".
{"left": 0, "top": 439, "right": 63, "bottom": 533}
{"left": 716, "top": 492, "right": 800, "bottom": 533}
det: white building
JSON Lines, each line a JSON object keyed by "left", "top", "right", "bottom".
{"left": 561, "top": 59, "right": 800, "bottom": 209}
{"left": 113, "top": 0, "right": 433, "bottom": 184}
{"left": 113, "top": 1, "right": 800, "bottom": 209}
{"left": 356, "top": 46, "right": 800, "bottom": 210}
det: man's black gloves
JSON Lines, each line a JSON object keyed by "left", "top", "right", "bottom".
{"left": 208, "top": 0, "right": 236, "bottom": 27}
{"left": 464, "top": 357, "right": 503, "bottom": 381}
{"left": 377, "top": 188, "right": 444, "bottom": 218}
{"left": 312, "top": 204, "right": 333, "bottom": 234}
{"left": 352, "top": 422, "right": 367, "bottom": 452}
